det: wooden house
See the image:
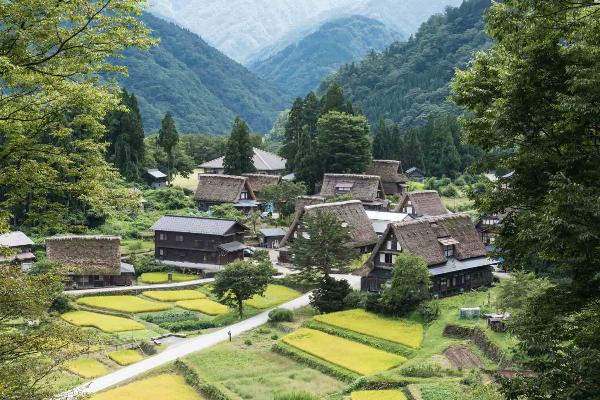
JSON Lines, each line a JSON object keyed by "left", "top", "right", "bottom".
{"left": 365, "top": 160, "right": 409, "bottom": 195}
{"left": 195, "top": 174, "right": 260, "bottom": 212}
{"left": 0, "top": 231, "right": 36, "bottom": 265}
{"left": 151, "top": 215, "right": 247, "bottom": 271}
{"left": 46, "top": 235, "right": 134, "bottom": 289}
{"left": 319, "top": 174, "right": 388, "bottom": 211}
{"left": 476, "top": 212, "right": 506, "bottom": 251}
{"left": 357, "top": 214, "right": 496, "bottom": 297}
{"left": 242, "top": 173, "right": 281, "bottom": 199}
{"left": 406, "top": 167, "right": 426, "bottom": 183}
{"left": 145, "top": 169, "right": 168, "bottom": 188}
{"left": 393, "top": 191, "right": 449, "bottom": 217}
{"left": 200, "top": 148, "right": 286, "bottom": 175}
{"left": 259, "top": 228, "right": 287, "bottom": 249}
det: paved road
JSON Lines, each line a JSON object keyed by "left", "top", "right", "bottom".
{"left": 62, "top": 278, "right": 215, "bottom": 296}
{"left": 59, "top": 292, "right": 312, "bottom": 398}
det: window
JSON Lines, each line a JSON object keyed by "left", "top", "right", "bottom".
{"left": 175, "top": 235, "right": 184, "bottom": 242}
{"left": 386, "top": 240, "right": 392, "bottom": 250}
{"left": 397, "top": 241, "right": 402, "bottom": 251}
{"left": 158, "top": 248, "right": 164, "bottom": 256}
{"left": 240, "top": 191, "right": 249, "bottom": 200}
{"left": 384, "top": 253, "right": 394, "bottom": 264}
{"left": 159, "top": 233, "right": 167, "bottom": 241}
{"left": 444, "top": 244, "right": 455, "bottom": 257}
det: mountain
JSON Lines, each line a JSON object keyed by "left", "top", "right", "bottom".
{"left": 323, "top": 0, "right": 492, "bottom": 129}
{"left": 250, "top": 16, "right": 401, "bottom": 97}
{"left": 148, "top": 0, "right": 463, "bottom": 64}
{"left": 115, "top": 13, "right": 291, "bottom": 134}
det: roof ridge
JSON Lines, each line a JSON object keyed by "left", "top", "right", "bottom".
{"left": 162, "top": 214, "right": 238, "bottom": 223}
{"left": 253, "top": 148, "right": 270, "bottom": 169}
{"left": 305, "top": 200, "right": 363, "bottom": 210}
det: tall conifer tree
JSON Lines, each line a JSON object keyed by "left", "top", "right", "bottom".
{"left": 223, "top": 117, "right": 256, "bottom": 175}
{"left": 158, "top": 111, "right": 179, "bottom": 183}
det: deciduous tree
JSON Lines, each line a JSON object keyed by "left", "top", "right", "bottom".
{"left": 380, "top": 253, "right": 430, "bottom": 316}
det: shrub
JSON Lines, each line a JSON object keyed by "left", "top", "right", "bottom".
{"left": 271, "top": 334, "right": 279, "bottom": 340}
{"left": 417, "top": 301, "right": 440, "bottom": 323}
{"left": 244, "top": 339, "right": 252, "bottom": 346}
{"left": 344, "top": 291, "right": 368, "bottom": 309}
{"left": 160, "top": 319, "right": 216, "bottom": 332}
{"left": 310, "top": 276, "right": 351, "bottom": 314}
{"left": 139, "top": 341, "right": 157, "bottom": 355}
{"left": 273, "top": 393, "right": 321, "bottom": 400}
{"left": 269, "top": 308, "right": 294, "bottom": 322}
{"left": 365, "top": 293, "right": 383, "bottom": 313}
{"left": 51, "top": 294, "right": 74, "bottom": 313}
{"left": 399, "top": 363, "right": 446, "bottom": 378}
{"left": 439, "top": 184, "right": 459, "bottom": 198}
{"left": 141, "top": 311, "right": 199, "bottom": 324}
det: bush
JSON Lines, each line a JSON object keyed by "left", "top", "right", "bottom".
{"left": 141, "top": 311, "right": 199, "bottom": 324}
{"left": 143, "top": 187, "right": 195, "bottom": 211}
{"left": 244, "top": 339, "right": 252, "bottom": 346}
{"left": 344, "top": 291, "right": 368, "bottom": 309}
{"left": 50, "top": 294, "right": 73, "bottom": 313}
{"left": 439, "top": 183, "right": 459, "bottom": 198}
{"left": 310, "top": 276, "right": 351, "bottom": 314}
{"left": 400, "top": 363, "right": 447, "bottom": 378}
{"left": 160, "top": 319, "right": 216, "bottom": 332}
{"left": 269, "top": 308, "right": 294, "bottom": 322}
{"left": 417, "top": 301, "right": 440, "bottom": 323}
{"left": 130, "top": 253, "right": 168, "bottom": 276}
{"left": 365, "top": 293, "right": 383, "bottom": 313}
{"left": 139, "top": 341, "right": 157, "bottom": 355}
{"left": 273, "top": 393, "right": 321, "bottom": 400}
{"left": 271, "top": 334, "right": 279, "bottom": 340}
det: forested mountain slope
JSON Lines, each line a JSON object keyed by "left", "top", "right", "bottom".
{"left": 324, "top": 0, "right": 492, "bottom": 129}
{"left": 115, "top": 13, "right": 291, "bottom": 134}
{"left": 250, "top": 16, "right": 401, "bottom": 97}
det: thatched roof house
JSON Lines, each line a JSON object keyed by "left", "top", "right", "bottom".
{"left": 242, "top": 173, "right": 281, "bottom": 196}
{"left": 319, "top": 174, "right": 388, "bottom": 210}
{"left": 358, "top": 214, "right": 496, "bottom": 296}
{"left": 365, "top": 160, "right": 409, "bottom": 195}
{"left": 393, "top": 190, "right": 449, "bottom": 217}
{"left": 195, "top": 174, "right": 258, "bottom": 212}
{"left": 280, "top": 200, "right": 379, "bottom": 251}
{"left": 46, "top": 235, "right": 122, "bottom": 275}
{"left": 200, "top": 148, "right": 286, "bottom": 175}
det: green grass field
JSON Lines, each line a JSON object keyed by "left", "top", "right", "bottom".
{"left": 352, "top": 390, "right": 407, "bottom": 400}
{"left": 282, "top": 328, "right": 406, "bottom": 375}
{"left": 90, "top": 374, "right": 204, "bottom": 400}
{"left": 139, "top": 272, "right": 199, "bottom": 284}
{"left": 245, "top": 284, "right": 302, "bottom": 309}
{"left": 108, "top": 349, "right": 144, "bottom": 366}
{"left": 143, "top": 290, "right": 206, "bottom": 302}
{"left": 76, "top": 295, "right": 172, "bottom": 313}
{"left": 61, "top": 311, "right": 145, "bottom": 333}
{"left": 314, "top": 309, "right": 424, "bottom": 349}
{"left": 176, "top": 299, "right": 230, "bottom": 315}
{"left": 65, "top": 359, "right": 108, "bottom": 379}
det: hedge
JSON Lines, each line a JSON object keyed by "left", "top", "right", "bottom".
{"left": 271, "top": 341, "right": 359, "bottom": 383}
{"left": 160, "top": 320, "right": 216, "bottom": 332}
{"left": 174, "top": 359, "right": 233, "bottom": 400}
{"left": 303, "top": 320, "right": 415, "bottom": 358}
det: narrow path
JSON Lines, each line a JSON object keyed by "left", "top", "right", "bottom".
{"left": 62, "top": 278, "right": 214, "bottom": 296}
{"left": 59, "top": 292, "right": 312, "bottom": 398}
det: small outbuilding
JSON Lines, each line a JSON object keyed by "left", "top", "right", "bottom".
{"left": 0, "top": 231, "right": 36, "bottom": 266}
{"left": 406, "top": 167, "right": 426, "bottom": 183}
{"left": 145, "top": 168, "right": 168, "bottom": 188}
{"left": 259, "top": 228, "right": 286, "bottom": 249}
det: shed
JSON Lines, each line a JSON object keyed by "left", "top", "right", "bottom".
{"left": 145, "top": 169, "right": 167, "bottom": 188}
{"left": 259, "top": 227, "right": 287, "bottom": 248}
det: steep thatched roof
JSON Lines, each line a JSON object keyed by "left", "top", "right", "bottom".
{"left": 195, "top": 174, "right": 256, "bottom": 203}
{"left": 242, "top": 173, "right": 281, "bottom": 193}
{"left": 294, "top": 195, "right": 325, "bottom": 212}
{"left": 393, "top": 190, "right": 448, "bottom": 216}
{"left": 46, "top": 235, "right": 121, "bottom": 275}
{"left": 281, "top": 200, "right": 378, "bottom": 248}
{"left": 366, "top": 160, "right": 409, "bottom": 183}
{"left": 320, "top": 174, "right": 385, "bottom": 202}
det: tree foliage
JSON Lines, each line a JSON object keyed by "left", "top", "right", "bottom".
{"left": 451, "top": 1, "right": 600, "bottom": 397}
{"left": 212, "top": 259, "right": 274, "bottom": 318}
{"left": 157, "top": 111, "right": 179, "bottom": 182}
{"left": 0, "top": 0, "right": 152, "bottom": 231}
{"left": 380, "top": 253, "right": 431, "bottom": 316}
{"left": 144, "top": 134, "right": 194, "bottom": 182}
{"left": 310, "top": 276, "right": 352, "bottom": 314}
{"left": 260, "top": 181, "right": 307, "bottom": 217}
{"left": 223, "top": 117, "right": 256, "bottom": 175}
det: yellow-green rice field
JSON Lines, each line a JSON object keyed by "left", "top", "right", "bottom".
{"left": 351, "top": 390, "right": 408, "bottom": 400}
{"left": 108, "top": 349, "right": 144, "bottom": 366}
{"left": 245, "top": 284, "right": 302, "bottom": 309}
{"left": 65, "top": 359, "right": 108, "bottom": 379}
{"left": 176, "top": 299, "right": 230, "bottom": 315}
{"left": 282, "top": 328, "right": 406, "bottom": 375}
{"left": 90, "top": 374, "right": 204, "bottom": 400}
{"left": 142, "top": 290, "right": 206, "bottom": 302}
{"left": 76, "top": 295, "right": 172, "bottom": 313}
{"left": 314, "top": 309, "right": 424, "bottom": 348}
{"left": 61, "top": 311, "right": 145, "bottom": 333}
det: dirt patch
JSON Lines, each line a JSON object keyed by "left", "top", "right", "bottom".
{"left": 443, "top": 345, "right": 485, "bottom": 369}
{"left": 430, "top": 354, "right": 452, "bottom": 369}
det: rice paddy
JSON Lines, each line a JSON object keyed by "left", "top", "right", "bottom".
{"left": 142, "top": 290, "right": 206, "bottom": 302}
{"left": 139, "top": 272, "right": 199, "bottom": 284}
{"left": 61, "top": 311, "right": 145, "bottom": 333}
{"left": 314, "top": 309, "right": 424, "bottom": 348}
{"left": 282, "top": 328, "right": 406, "bottom": 375}
{"left": 89, "top": 374, "right": 204, "bottom": 400}
{"left": 108, "top": 349, "right": 144, "bottom": 366}
{"left": 245, "top": 284, "right": 302, "bottom": 309}
{"left": 351, "top": 390, "right": 408, "bottom": 400}
{"left": 76, "top": 295, "right": 172, "bottom": 313}
{"left": 65, "top": 359, "right": 108, "bottom": 379}
{"left": 176, "top": 298, "right": 230, "bottom": 315}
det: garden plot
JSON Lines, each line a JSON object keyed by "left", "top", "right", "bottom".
{"left": 176, "top": 299, "right": 230, "bottom": 315}
{"left": 282, "top": 328, "right": 406, "bottom": 375}
{"left": 90, "top": 374, "right": 204, "bottom": 400}
{"left": 61, "top": 311, "right": 144, "bottom": 333}
{"left": 65, "top": 359, "right": 108, "bottom": 378}
{"left": 108, "top": 349, "right": 143, "bottom": 366}
{"left": 76, "top": 295, "right": 172, "bottom": 313}
{"left": 352, "top": 390, "right": 408, "bottom": 400}
{"left": 314, "top": 309, "right": 424, "bottom": 349}
{"left": 139, "top": 272, "right": 198, "bottom": 284}
{"left": 143, "top": 290, "right": 206, "bottom": 302}
{"left": 245, "top": 284, "right": 302, "bottom": 309}
{"left": 442, "top": 345, "right": 484, "bottom": 369}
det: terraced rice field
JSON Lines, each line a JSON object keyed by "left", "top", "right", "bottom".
{"left": 139, "top": 272, "right": 198, "bottom": 284}
{"left": 143, "top": 290, "right": 206, "bottom": 302}
{"left": 352, "top": 390, "right": 408, "bottom": 400}
{"left": 90, "top": 374, "right": 204, "bottom": 400}
{"left": 245, "top": 284, "right": 301, "bottom": 309}
{"left": 108, "top": 349, "right": 144, "bottom": 366}
{"left": 65, "top": 359, "right": 108, "bottom": 378}
{"left": 315, "top": 309, "right": 424, "bottom": 348}
{"left": 61, "top": 311, "right": 145, "bottom": 333}
{"left": 76, "top": 295, "right": 172, "bottom": 313}
{"left": 282, "top": 328, "right": 406, "bottom": 375}
{"left": 176, "top": 299, "right": 230, "bottom": 315}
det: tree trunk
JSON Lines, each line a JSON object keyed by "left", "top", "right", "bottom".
{"left": 237, "top": 294, "right": 244, "bottom": 319}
